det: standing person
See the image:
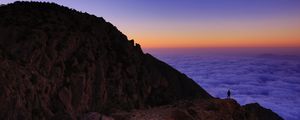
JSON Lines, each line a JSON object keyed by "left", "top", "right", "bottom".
{"left": 227, "top": 89, "right": 231, "bottom": 98}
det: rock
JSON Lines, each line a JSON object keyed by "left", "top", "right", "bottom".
{"left": 0, "top": 1, "right": 283, "bottom": 120}
{"left": 117, "top": 99, "right": 283, "bottom": 120}
{"left": 0, "top": 1, "right": 210, "bottom": 119}
{"left": 82, "top": 112, "right": 100, "bottom": 120}
{"left": 243, "top": 103, "right": 283, "bottom": 120}
{"left": 81, "top": 112, "right": 114, "bottom": 120}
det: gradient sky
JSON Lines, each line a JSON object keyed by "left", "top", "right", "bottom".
{"left": 1, "top": 0, "right": 300, "bottom": 48}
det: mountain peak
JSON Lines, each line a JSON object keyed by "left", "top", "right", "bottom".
{"left": 0, "top": 2, "right": 282, "bottom": 120}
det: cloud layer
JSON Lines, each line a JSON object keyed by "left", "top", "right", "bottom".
{"left": 153, "top": 53, "right": 300, "bottom": 120}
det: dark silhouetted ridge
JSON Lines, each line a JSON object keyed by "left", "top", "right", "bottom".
{"left": 0, "top": 1, "right": 282, "bottom": 120}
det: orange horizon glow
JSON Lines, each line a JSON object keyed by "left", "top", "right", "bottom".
{"left": 5, "top": 0, "right": 297, "bottom": 49}
{"left": 139, "top": 42, "right": 300, "bottom": 48}
{"left": 118, "top": 17, "right": 300, "bottom": 49}
{"left": 135, "top": 39, "right": 300, "bottom": 49}
{"left": 132, "top": 31, "right": 300, "bottom": 48}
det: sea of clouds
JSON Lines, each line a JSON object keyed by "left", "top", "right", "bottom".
{"left": 147, "top": 48, "right": 300, "bottom": 120}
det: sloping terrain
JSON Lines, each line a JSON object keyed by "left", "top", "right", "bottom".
{"left": 110, "top": 99, "right": 283, "bottom": 120}
{"left": 0, "top": 1, "right": 282, "bottom": 120}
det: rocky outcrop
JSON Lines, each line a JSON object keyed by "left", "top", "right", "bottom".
{"left": 108, "top": 99, "right": 283, "bottom": 120}
{"left": 0, "top": 1, "right": 282, "bottom": 120}
{"left": 243, "top": 103, "right": 283, "bottom": 120}
{"left": 0, "top": 1, "right": 210, "bottom": 119}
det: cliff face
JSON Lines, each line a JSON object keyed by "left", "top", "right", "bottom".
{"left": 0, "top": 2, "right": 282, "bottom": 120}
{"left": 0, "top": 2, "right": 210, "bottom": 119}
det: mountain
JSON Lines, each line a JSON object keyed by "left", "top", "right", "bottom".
{"left": 0, "top": 1, "right": 282, "bottom": 120}
{"left": 110, "top": 99, "right": 283, "bottom": 120}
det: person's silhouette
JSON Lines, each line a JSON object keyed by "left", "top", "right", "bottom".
{"left": 227, "top": 89, "right": 231, "bottom": 98}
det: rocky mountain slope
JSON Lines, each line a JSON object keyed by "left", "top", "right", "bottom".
{"left": 0, "top": 1, "right": 282, "bottom": 120}
{"left": 110, "top": 99, "right": 283, "bottom": 120}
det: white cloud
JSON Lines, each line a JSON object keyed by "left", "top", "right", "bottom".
{"left": 153, "top": 53, "right": 300, "bottom": 120}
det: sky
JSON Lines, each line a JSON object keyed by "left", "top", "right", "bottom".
{"left": 1, "top": 0, "right": 300, "bottom": 48}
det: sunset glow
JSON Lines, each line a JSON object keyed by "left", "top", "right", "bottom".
{"left": 1, "top": 1, "right": 299, "bottom": 120}
{"left": 121, "top": 15, "right": 300, "bottom": 48}
{"left": 2, "top": 0, "right": 300, "bottom": 48}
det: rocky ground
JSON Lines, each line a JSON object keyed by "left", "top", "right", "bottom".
{"left": 0, "top": 1, "right": 283, "bottom": 120}
{"left": 82, "top": 98, "right": 283, "bottom": 120}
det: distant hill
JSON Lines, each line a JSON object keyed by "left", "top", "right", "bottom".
{"left": 0, "top": 1, "right": 282, "bottom": 120}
